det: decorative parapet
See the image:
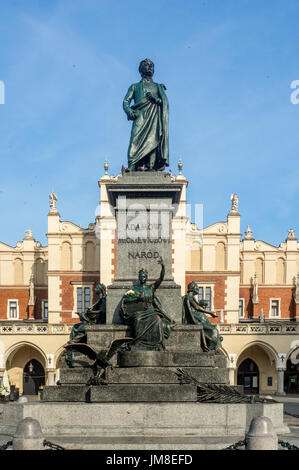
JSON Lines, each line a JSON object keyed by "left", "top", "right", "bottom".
{"left": 0, "top": 323, "right": 73, "bottom": 335}
{"left": 218, "top": 323, "right": 298, "bottom": 335}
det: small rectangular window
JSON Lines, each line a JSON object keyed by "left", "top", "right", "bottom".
{"left": 8, "top": 301, "right": 18, "bottom": 319}
{"left": 205, "top": 287, "right": 211, "bottom": 310}
{"left": 239, "top": 299, "right": 244, "bottom": 317}
{"left": 271, "top": 300, "right": 280, "bottom": 317}
{"left": 198, "top": 287, "right": 203, "bottom": 301}
{"left": 42, "top": 301, "right": 48, "bottom": 321}
{"left": 77, "top": 287, "right": 83, "bottom": 313}
{"left": 84, "top": 287, "right": 90, "bottom": 311}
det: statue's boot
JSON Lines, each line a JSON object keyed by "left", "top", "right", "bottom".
{"left": 156, "top": 164, "right": 166, "bottom": 171}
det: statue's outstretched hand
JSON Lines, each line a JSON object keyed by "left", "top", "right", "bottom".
{"left": 157, "top": 256, "right": 164, "bottom": 265}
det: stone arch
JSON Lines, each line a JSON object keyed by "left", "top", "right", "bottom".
{"left": 276, "top": 257, "right": 286, "bottom": 284}
{"left": 14, "top": 258, "right": 23, "bottom": 284}
{"left": 84, "top": 241, "right": 95, "bottom": 271}
{"left": 255, "top": 257, "right": 264, "bottom": 283}
{"left": 216, "top": 242, "right": 226, "bottom": 270}
{"left": 61, "top": 241, "right": 72, "bottom": 270}
{"left": 53, "top": 346, "right": 67, "bottom": 384}
{"left": 286, "top": 344, "right": 299, "bottom": 363}
{"left": 218, "top": 346, "right": 229, "bottom": 366}
{"left": 5, "top": 342, "right": 47, "bottom": 395}
{"left": 236, "top": 340, "right": 279, "bottom": 366}
{"left": 236, "top": 341, "right": 278, "bottom": 394}
{"left": 54, "top": 345, "right": 66, "bottom": 369}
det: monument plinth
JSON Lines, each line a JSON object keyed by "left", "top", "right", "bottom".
{"left": 106, "top": 171, "right": 183, "bottom": 324}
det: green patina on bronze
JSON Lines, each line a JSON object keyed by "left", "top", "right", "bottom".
{"left": 66, "top": 283, "right": 107, "bottom": 367}
{"left": 123, "top": 59, "right": 169, "bottom": 171}
{"left": 182, "top": 282, "right": 223, "bottom": 352}
{"left": 121, "top": 257, "right": 175, "bottom": 350}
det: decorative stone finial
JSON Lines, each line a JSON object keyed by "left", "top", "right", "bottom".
{"left": 244, "top": 225, "right": 254, "bottom": 240}
{"left": 24, "top": 229, "right": 34, "bottom": 240}
{"left": 229, "top": 193, "right": 239, "bottom": 213}
{"left": 286, "top": 228, "right": 297, "bottom": 241}
{"left": 104, "top": 160, "right": 109, "bottom": 175}
{"left": 178, "top": 159, "right": 183, "bottom": 175}
{"left": 49, "top": 190, "right": 58, "bottom": 214}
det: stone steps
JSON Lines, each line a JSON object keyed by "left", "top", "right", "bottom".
{"left": 118, "top": 350, "right": 226, "bottom": 368}
{"left": 43, "top": 384, "right": 198, "bottom": 402}
{"left": 59, "top": 366, "right": 228, "bottom": 385}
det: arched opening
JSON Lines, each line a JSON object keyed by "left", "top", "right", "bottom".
{"left": 23, "top": 359, "right": 45, "bottom": 395}
{"left": 237, "top": 358, "right": 259, "bottom": 394}
{"left": 5, "top": 343, "right": 47, "bottom": 395}
{"left": 236, "top": 342, "right": 278, "bottom": 395}
{"left": 284, "top": 351, "right": 299, "bottom": 394}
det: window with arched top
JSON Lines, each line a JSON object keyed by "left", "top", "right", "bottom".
{"left": 84, "top": 241, "right": 95, "bottom": 271}
{"left": 14, "top": 258, "right": 23, "bottom": 284}
{"left": 60, "top": 242, "right": 72, "bottom": 270}
{"left": 35, "top": 258, "right": 45, "bottom": 284}
{"left": 216, "top": 242, "right": 226, "bottom": 271}
{"left": 276, "top": 258, "right": 286, "bottom": 284}
{"left": 255, "top": 258, "right": 264, "bottom": 283}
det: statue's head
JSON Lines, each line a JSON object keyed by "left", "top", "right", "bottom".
{"left": 139, "top": 58, "right": 154, "bottom": 78}
{"left": 138, "top": 267, "right": 148, "bottom": 284}
{"left": 95, "top": 282, "right": 106, "bottom": 298}
{"left": 187, "top": 282, "right": 199, "bottom": 294}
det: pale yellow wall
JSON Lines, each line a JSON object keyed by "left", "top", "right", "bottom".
{"left": 60, "top": 241, "right": 72, "bottom": 270}
{"left": 276, "top": 258, "right": 286, "bottom": 284}
{"left": 85, "top": 241, "right": 95, "bottom": 271}
{"left": 190, "top": 249, "right": 201, "bottom": 271}
{"left": 255, "top": 258, "right": 264, "bottom": 283}
{"left": 216, "top": 242, "right": 226, "bottom": 270}
{"left": 14, "top": 258, "right": 23, "bottom": 284}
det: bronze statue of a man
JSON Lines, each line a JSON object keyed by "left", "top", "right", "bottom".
{"left": 123, "top": 59, "right": 169, "bottom": 171}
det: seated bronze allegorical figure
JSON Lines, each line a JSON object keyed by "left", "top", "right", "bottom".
{"left": 121, "top": 257, "right": 175, "bottom": 351}
{"left": 65, "top": 283, "right": 106, "bottom": 367}
{"left": 182, "top": 282, "right": 223, "bottom": 352}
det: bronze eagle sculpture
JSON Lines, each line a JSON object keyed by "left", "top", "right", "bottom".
{"left": 64, "top": 337, "right": 133, "bottom": 385}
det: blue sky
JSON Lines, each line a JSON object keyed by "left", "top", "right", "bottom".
{"left": 0, "top": 0, "right": 299, "bottom": 247}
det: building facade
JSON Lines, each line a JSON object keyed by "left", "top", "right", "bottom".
{"left": 0, "top": 167, "right": 298, "bottom": 396}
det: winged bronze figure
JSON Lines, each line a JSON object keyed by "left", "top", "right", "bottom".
{"left": 64, "top": 337, "right": 134, "bottom": 385}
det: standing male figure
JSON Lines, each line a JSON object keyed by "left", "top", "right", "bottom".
{"left": 123, "top": 59, "right": 169, "bottom": 171}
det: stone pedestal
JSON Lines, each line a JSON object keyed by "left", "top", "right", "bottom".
{"left": 104, "top": 172, "right": 184, "bottom": 324}
{"left": 0, "top": 402, "right": 289, "bottom": 450}
{"left": 42, "top": 324, "right": 229, "bottom": 403}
